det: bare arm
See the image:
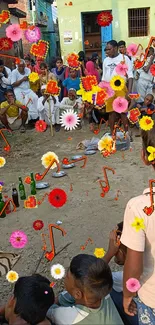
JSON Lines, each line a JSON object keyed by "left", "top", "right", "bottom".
{"left": 143, "top": 55, "right": 154, "bottom": 73}
{"left": 127, "top": 78, "right": 133, "bottom": 94}
{"left": 0, "top": 104, "right": 10, "bottom": 115}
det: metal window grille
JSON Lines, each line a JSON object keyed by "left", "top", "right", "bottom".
{"left": 128, "top": 8, "right": 150, "bottom": 37}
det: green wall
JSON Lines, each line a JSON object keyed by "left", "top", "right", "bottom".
{"left": 57, "top": 0, "right": 155, "bottom": 59}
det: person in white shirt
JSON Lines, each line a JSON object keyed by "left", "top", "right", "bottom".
{"left": 102, "top": 40, "right": 133, "bottom": 133}
{"left": 0, "top": 59, "right": 11, "bottom": 104}
{"left": 60, "top": 88, "right": 82, "bottom": 114}
{"left": 11, "top": 59, "right": 38, "bottom": 121}
{"left": 38, "top": 85, "right": 60, "bottom": 132}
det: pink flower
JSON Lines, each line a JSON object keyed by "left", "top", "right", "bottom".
{"left": 60, "top": 109, "right": 80, "bottom": 130}
{"left": 24, "top": 27, "right": 41, "bottom": 43}
{"left": 127, "top": 44, "right": 138, "bottom": 57}
{"left": 113, "top": 97, "right": 128, "bottom": 113}
{"left": 98, "top": 81, "right": 115, "bottom": 99}
{"left": 126, "top": 278, "right": 141, "bottom": 293}
{"left": 6, "top": 24, "right": 22, "bottom": 42}
{"left": 115, "top": 63, "right": 128, "bottom": 76}
{"left": 9, "top": 230, "right": 28, "bottom": 249}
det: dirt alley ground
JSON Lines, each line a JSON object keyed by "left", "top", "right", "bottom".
{"left": 0, "top": 123, "right": 152, "bottom": 303}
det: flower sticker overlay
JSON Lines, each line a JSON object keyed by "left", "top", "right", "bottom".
{"left": 110, "top": 76, "right": 125, "bottom": 92}
{"left": 113, "top": 97, "right": 128, "bottom": 113}
{"left": 35, "top": 120, "right": 47, "bottom": 132}
{"left": 98, "top": 135, "right": 113, "bottom": 153}
{"left": 51, "top": 264, "right": 65, "bottom": 280}
{"left": 94, "top": 248, "right": 106, "bottom": 258}
{"left": 24, "top": 26, "right": 41, "bottom": 43}
{"left": 9, "top": 230, "right": 28, "bottom": 249}
{"left": 147, "top": 146, "right": 155, "bottom": 162}
{"left": 28, "top": 72, "right": 39, "bottom": 83}
{"left": 41, "top": 152, "right": 59, "bottom": 169}
{"left": 0, "top": 157, "right": 6, "bottom": 168}
{"left": 131, "top": 217, "right": 145, "bottom": 232}
{"left": 115, "top": 63, "right": 128, "bottom": 76}
{"left": 126, "top": 278, "right": 141, "bottom": 292}
{"left": 48, "top": 188, "right": 67, "bottom": 208}
{"left": 6, "top": 24, "right": 22, "bottom": 42}
{"left": 33, "top": 220, "right": 44, "bottom": 231}
{"left": 6, "top": 270, "right": 19, "bottom": 283}
{"left": 139, "top": 116, "right": 154, "bottom": 131}
{"left": 60, "top": 109, "right": 80, "bottom": 131}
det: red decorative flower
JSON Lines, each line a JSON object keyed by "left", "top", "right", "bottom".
{"left": 150, "top": 64, "right": 155, "bottom": 76}
{"left": 45, "top": 80, "right": 60, "bottom": 96}
{"left": 33, "top": 220, "right": 44, "bottom": 230}
{"left": 96, "top": 90, "right": 107, "bottom": 107}
{"left": 35, "top": 120, "right": 47, "bottom": 132}
{"left": 81, "top": 75, "right": 98, "bottom": 91}
{"left": 97, "top": 11, "right": 113, "bottom": 27}
{"left": 134, "top": 60, "right": 144, "bottom": 70}
{"left": 67, "top": 53, "right": 80, "bottom": 69}
{"left": 24, "top": 176, "right": 31, "bottom": 184}
{"left": 48, "top": 188, "right": 67, "bottom": 208}
{"left": 0, "top": 37, "right": 13, "bottom": 51}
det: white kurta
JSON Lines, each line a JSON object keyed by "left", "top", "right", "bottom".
{"left": 38, "top": 96, "right": 60, "bottom": 125}
{"left": 11, "top": 67, "right": 38, "bottom": 120}
{"left": 0, "top": 66, "right": 11, "bottom": 88}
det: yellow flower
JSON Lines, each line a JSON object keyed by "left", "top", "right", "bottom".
{"left": 94, "top": 248, "right": 106, "bottom": 258}
{"left": 0, "top": 157, "right": 6, "bottom": 168}
{"left": 147, "top": 146, "right": 155, "bottom": 162}
{"left": 28, "top": 72, "right": 39, "bottom": 83}
{"left": 98, "top": 136, "right": 113, "bottom": 153}
{"left": 41, "top": 151, "right": 59, "bottom": 169}
{"left": 110, "top": 76, "right": 125, "bottom": 91}
{"left": 131, "top": 217, "right": 145, "bottom": 232}
{"left": 6, "top": 270, "right": 19, "bottom": 283}
{"left": 139, "top": 116, "right": 154, "bottom": 131}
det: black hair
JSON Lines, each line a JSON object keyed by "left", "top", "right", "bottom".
{"left": 4, "top": 89, "right": 14, "bottom": 96}
{"left": 117, "top": 221, "right": 123, "bottom": 233}
{"left": 118, "top": 40, "right": 126, "bottom": 47}
{"left": 145, "top": 93, "right": 154, "bottom": 101}
{"left": 0, "top": 59, "right": 4, "bottom": 66}
{"left": 78, "top": 51, "right": 85, "bottom": 62}
{"left": 13, "top": 274, "right": 54, "bottom": 325}
{"left": 107, "top": 40, "right": 118, "bottom": 48}
{"left": 24, "top": 56, "right": 31, "bottom": 61}
{"left": 70, "top": 254, "right": 113, "bottom": 299}
{"left": 40, "top": 62, "right": 47, "bottom": 69}
{"left": 56, "top": 57, "right": 63, "bottom": 63}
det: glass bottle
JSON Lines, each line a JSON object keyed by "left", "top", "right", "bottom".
{"left": 12, "top": 185, "right": 20, "bottom": 207}
{"left": 19, "top": 177, "right": 26, "bottom": 200}
{"left": 0, "top": 192, "right": 6, "bottom": 218}
{"left": 30, "top": 172, "right": 36, "bottom": 195}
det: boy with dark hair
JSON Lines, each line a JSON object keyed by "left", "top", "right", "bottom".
{"left": 0, "top": 274, "right": 54, "bottom": 325}
{"left": 47, "top": 254, "right": 123, "bottom": 324}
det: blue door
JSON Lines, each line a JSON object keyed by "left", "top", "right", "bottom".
{"left": 101, "top": 24, "right": 112, "bottom": 60}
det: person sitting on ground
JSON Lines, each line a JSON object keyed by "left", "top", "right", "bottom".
{"left": 47, "top": 254, "right": 123, "bottom": 325}
{"left": 11, "top": 60, "right": 38, "bottom": 122}
{"left": 39, "top": 62, "right": 57, "bottom": 87}
{"left": 60, "top": 88, "right": 82, "bottom": 115}
{"left": 0, "top": 89, "right": 28, "bottom": 133}
{"left": 24, "top": 55, "right": 35, "bottom": 72}
{"left": 38, "top": 85, "right": 60, "bottom": 131}
{"left": 134, "top": 94, "right": 155, "bottom": 118}
{"left": 0, "top": 59, "right": 12, "bottom": 104}
{"left": 63, "top": 68, "right": 80, "bottom": 92}
{"left": 0, "top": 274, "right": 54, "bottom": 325}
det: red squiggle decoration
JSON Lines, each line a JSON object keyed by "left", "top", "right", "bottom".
{"left": 143, "top": 179, "right": 155, "bottom": 216}
{"left": 98, "top": 166, "right": 115, "bottom": 198}
{"left": 80, "top": 237, "right": 93, "bottom": 250}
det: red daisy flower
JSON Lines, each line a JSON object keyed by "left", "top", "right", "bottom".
{"left": 33, "top": 220, "right": 44, "bottom": 231}
{"left": 0, "top": 37, "right": 13, "bottom": 51}
{"left": 48, "top": 188, "right": 67, "bottom": 208}
{"left": 97, "top": 11, "right": 113, "bottom": 27}
{"left": 35, "top": 120, "right": 47, "bottom": 132}
{"left": 150, "top": 64, "right": 155, "bottom": 76}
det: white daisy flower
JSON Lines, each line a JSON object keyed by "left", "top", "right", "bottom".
{"left": 50, "top": 264, "right": 65, "bottom": 280}
{"left": 60, "top": 109, "right": 80, "bottom": 131}
{"left": 140, "top": 313, "right": 151, "bottom": 324}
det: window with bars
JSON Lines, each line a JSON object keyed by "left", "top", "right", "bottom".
{"left": 128, "top": 8, "right": 150, "bottom": 37}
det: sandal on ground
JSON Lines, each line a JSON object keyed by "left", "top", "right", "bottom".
{"left": 20, "top": 125, "right": 26, "bottom": 133}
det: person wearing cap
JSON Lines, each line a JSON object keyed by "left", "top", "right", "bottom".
{"left": 60, "top": 88, "right": 82, "bottom": 115}
{"left": 11, "top": 60, "right": 38, "bottom": 122}
{"left": 37, "top": 85, "right": 60, "bottom": 132}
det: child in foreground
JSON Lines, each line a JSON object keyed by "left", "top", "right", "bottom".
{"left": 0, "top": 274, "right": 54, "bottom": 325}
{"left": 47, "top": 254, "right": 123, "bottom": 324}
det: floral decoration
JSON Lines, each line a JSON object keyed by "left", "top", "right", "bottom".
{"left": 30, "top": 40, "right": 49, "bottom": 59}
{"left": 97, "top": 11, "right": 113, "bottom": 27}
{"left": 60, "top": 109, "right": 80, "bottom": 130}
{"left": 98, "top": 135, "right": 113, "bottom": 153}
{"left": 110, "top": 76, "right": 125, "bottom": 92}
{"left": 41, "top": 151, "right": 59, "bottom": 169}
{"left": 33, "top": 220, "right": 44, "bottom": 230}
{"left": 95, "top": 89, "right": 108, "bottom": 108}
{"left": 134, "top": 59, "right": 144, "bottom": 70}
{"left": 126, "top": 44, "right": 138, "bottom": 57}
{"left": 45, "top": 80, "right": 60, "bottom": 96}
{"left": 9, "top": 230, "right": 28, "bottom": 249}
{"left": 113, "top": 96, "right": 128, "bottom": 113}
{"left": 115, "top": 63, "right": 128, "bottom": 76}
{"left": 98, "top": 81, "right": 114, "bottom": 99}
{"left": 6, "top": 24, "right": 22, "bottom": 42}
{"left": 81, "top": 75, "right": 98, "bottom": 91}
{"left": 35, "top": 120, "right": 47, "bottom": 132}
{"left": 150, "top": 64, "right": 155, "bottom": 76}
{"left": 28, "top": 72, "right": 39, "bottom": 83}
{"left": 6, "top": 270, "right": 19, "bottom": 283}
{"left": 67, "top": 53, "right": 80, "bottom": 69}
{"left": 128, "top": 93, "right": 140, "bottom": 100}
{"left": 131, "top": 216, "right": 145, "bottom": 232}
{"left": 48, "top": 188, "right": 67, "bottom": 208}
{"left": 94, "top": 248, "right": 106, "bottom": 258}
{"left": 0, "top": 10, "right": 10, "bottom": 24}
{"left": 20, "top": 21, "right": 28, "bottom": 30}
{"left": 24, "top": 176, "right": 31, "bottom": 184}
{"left": 24, "top": 26, "right": 41, "bottom": 43}
{"left": 51, "top": 264, "right": 65, "bottom": 279}
{"left": 147, "top": 146, "right": 155, "bottom": 162}
{"left": 0, "top": 157, "right": 6, "bottom": 168}
{"left": 139, "top": 116, "right": 154, "bottom": 131}
{"left": 0, "top": 37, "right": 13, "bottom": 51}
{"left": 127, "top": 108, "right": 141, "bottom": 124}
{"left": 126, "top": 278, "right": 141, "bottom": 292}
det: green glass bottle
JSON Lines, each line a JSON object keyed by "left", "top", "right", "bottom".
{"left": 30, "top": 172, "right": 36, "bottom": 195}
{"left": 19, "top": 177, "right": 26, "bottom": 200}
{"left": 0, "top": 192, "right": 6, "bottom": 218}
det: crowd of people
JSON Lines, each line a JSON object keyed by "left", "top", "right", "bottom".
{"left": 0, "top": 40, "right": 155, "bottom": 325}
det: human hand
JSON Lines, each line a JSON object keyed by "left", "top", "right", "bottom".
{"left": 107, "top": 230, "right": 119, "bottom": 257}
{"left": 123, "top": 296, "right": 137, "bottom": 316}
{"left": 0, "top": 305, "right": 5, "bottom": 315}
{"left": 23, "top": 76, "right": 28, "bottom": 82}
{"left": 137, "top": 104, "right": 141, "bottom": 109}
